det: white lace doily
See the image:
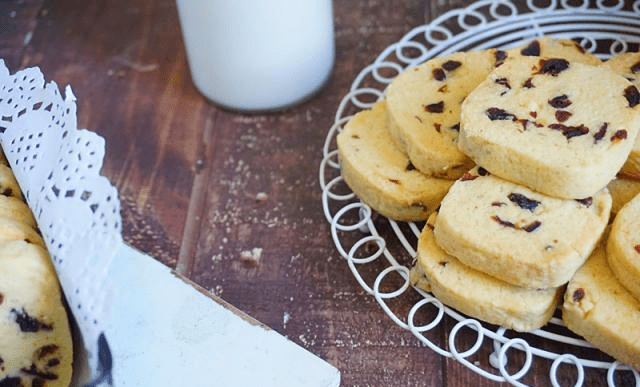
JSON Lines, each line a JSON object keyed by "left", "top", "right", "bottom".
{"left": 0, "top": 59, "right": 121, "bottom": 384}
{"left": 320, "top": 1, "right": 640, "bottom": 386}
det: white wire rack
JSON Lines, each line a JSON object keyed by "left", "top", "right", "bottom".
{"left": 319, "top": 1, "right": 640, "bottom": 386}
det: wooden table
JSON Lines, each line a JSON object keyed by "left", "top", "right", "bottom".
{"left": 1, "top": 1, "right": 636, "bottom": 386}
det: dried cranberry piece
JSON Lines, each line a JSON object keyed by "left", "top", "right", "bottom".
{"left": 425, "top": 101, "right": 444, "bottom": 113}
{"left": 450, "top": 123, "right": 460, "bottom": 131}
{"left": 549, "top": 123, "right": 589, "bottom": 139}
{"left": 10, "top": 308, "right": 53, "bottom": 332}
{"left": 521, "top": 40, "right": 541, "bottom": 56}
{"left": 486, "top": 107, "right": 516, "bottom": 121}
{"left": 523, "top": 78, "right": 535, "bottom": 88}
{"left": 434, "top": 123, "right": 441, "bottom": 132}
{"left": 523, "top": 221, "right": 541, "bottom": 232}
{"left": 508, "top": 192, "right": 541, "bottom": 211}
{"left": 593, "top": 123, "right": 607, "bottom": 144}
{"left": 624, "top": 85, "right": 640, "bottom": 107}
{"left": 433, "top": 68, "right": 446, "bottom": 81}
{"left": 575, "top": 197, "right": 593, "bottom": 207}
{"left": 539, "top": 58, "right": 570, "bottom": 76}
{"left": 635, "top": 245, "right": 640, "bottom": 253}
{"left": 572, "top": 288, "right": 585, "bottom": 303}
{"left": 631, "top": 61, "right": 640, "bottom": 74}
{"left": 548, "top": 94, "right": 572, "bottom": 109}
{"left": 555, "top": 110, "right": 572, "bottom": 122}
{"left": 611, "top": 129, "right": 628, "bottom": 142}
{"left": 477, "top": 167, "right": 489, "bottom": 176}
{"left": 442, "top": 60, "right": 462, "bottom": 71}
{"left": 491, "top": 215, "right": 515, "bottom": 228}
{"left": 495, "top": 50, "right": 507, "bottom": 66}
{"left": 405, "top": 161, "right": 416, "bottom": 171}
{"left": 495, "top": 77, "right": 511, "bottom": 89}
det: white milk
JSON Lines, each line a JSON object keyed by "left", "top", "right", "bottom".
{"left": 176, "top": 0, "right": 335, "bottom": 112}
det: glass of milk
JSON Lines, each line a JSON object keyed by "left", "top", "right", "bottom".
{"left": 176, "top": 0, "right": 335, "bottom": 112}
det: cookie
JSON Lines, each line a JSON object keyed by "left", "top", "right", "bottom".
{"left": 385, "top": 50, "right": 496, "bottom": 179}
{"left": 0, "top": 195, "right": 38, "bottom": 229}
{"left": 602, "top": 52, "right": 640, "bottom": 179}
{"left": 563, "top": 236, "right": 640, "bottom": 371}
{"left": 433, "top": 166, "right": 611, "bottom": 288}
{"left": 458, "top": 55, "right": 640, "bottom": 199}
{"left": 0, "top": 240, "right": 73, "bottom": 387}
{"left": 410, "top": 213, "right": 562, "bottom": 332}
{"left": 607, "top": 175, "right": 640, "bottom": 216}
{"left": 606, "top": 192, "right": 640, "bottom": 303}
{"left": 0, "top": 164, "right": 23, "bottom": 199}
{"left": 501, "top": 37, "right": 602, "bottom": 66}
{"left": 336, "top": 101, "right": 454, "bottom": 221}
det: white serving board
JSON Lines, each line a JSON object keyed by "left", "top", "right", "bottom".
{"left": 99, "top": 243, "right": 340, "bottom": 387}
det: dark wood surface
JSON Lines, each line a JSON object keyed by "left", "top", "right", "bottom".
{"left": 1, "top": 1, "right": 634, "bottom": 386}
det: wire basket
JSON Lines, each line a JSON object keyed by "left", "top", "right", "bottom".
{"left": 319, "top": 1, "right": 640, "bottom": 386}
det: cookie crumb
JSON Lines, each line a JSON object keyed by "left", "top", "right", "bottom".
{"left": 256, "top": 192, "right": 268, "bottom": 202}
{"left": 240, "top": 248, "right": 263, "bottom": 265}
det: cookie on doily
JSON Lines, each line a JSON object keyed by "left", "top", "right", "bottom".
{"left": 0, "top": 240, "right": 73, "bottom": 387}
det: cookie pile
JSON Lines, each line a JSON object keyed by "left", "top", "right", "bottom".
{"left": 337, "top": 38, "right": 640, "bottom": 368}
{"left": 0, "top": 151, "right": 73, "bottom": 387}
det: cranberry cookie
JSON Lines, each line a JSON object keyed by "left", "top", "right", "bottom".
{"left": 563, "top": 237, "right": 640, "bottom": 371}
{"left": 602, "top": 52, "right": 640, "bottom": 179}
{"left": 606, "top": 192, "right": 640, "bottom": 303}
{"left": 337, "top": 101, "right": 454, "bottom": 221}
{"left": 0, "top": 240, "right": 73, "bottom": 387}
{"left": 458, "top": 55, "right": 640, "bottom": 199}
{"left": 433, "top": 166, "right": 611, "bottom": 288}
{"left": 410, "top": 213, "right": 562, "bottom": 332}
{"left": 385, "top": 50, "right": 495, "bottom": 179}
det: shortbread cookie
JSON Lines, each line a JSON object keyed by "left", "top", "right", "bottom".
{"left": 433, "top": 166, "right": 611, "bottom": 288}
{"left": 0, "top": 164, "right": 22, "bottom": 199}
{"left": 563, "top": 237, "right": 640, "bottom": 371}
{"left": 337, "top": 101, "right": 454, "bottom": 221}
{"left": 458, "top": 55, "right": 640, "bottom": 199}
{"left": 501, "top": 37, "right": 602, "bottom": 66}
{"left": 602, "top": 52, "right": 640, "bottom": 179}
{"left": 607, "top": 175, "right": 640, "bottom": 215}
{"left": 0, "top": 240, "right": 73, "bottom": 387}
{"left": 385, "top": 50, "right": 496, "bottom": 179}
{"left": 410, "top": 213, "right": 562, "bottom": 332}
{"left": 606, "top": 192, "right": 640, "bottom": 302}
{"left": 0, "top": 195, "right": 38, "bottom": 229}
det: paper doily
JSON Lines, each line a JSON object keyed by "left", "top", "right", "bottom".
{"left": 320, "top": 1, "right": 640, "bottom": 386}
{"left": 0, "top": 60, "right": 120, "bottom": 385}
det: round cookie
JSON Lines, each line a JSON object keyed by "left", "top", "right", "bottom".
{"left": 0, "top": 164, "right": 23, "bottom": 199}
{"left": 458, "top": 55, "right": 640, "bottom": 199}
{"left": 501, "top": 37, "right": 602, "bottom": 66}
{"left": 385, "top": 50, "right": 496, "bottom": 179}
{"left": 410, "top": 213, "right": 562, "bottom": 332}
{"left": 0, "top": 240, "right": 73, "bottom": 387}
{"left": 607, "top": 175, "right": 640, "bottom": 216}
{"left": 433, "top": 166, "right": 611, "bottom": 289}
{"left": 563, "top": 237, "right": 640, "bottom": 371}
{"left": 336, "top": 101, "right": 454, "bottom": 221}
{"left": 606, "top": 192, "right": 640, "bottom": 303}
{"left": 602, "top": 52, "right": 640, "bottom": 179}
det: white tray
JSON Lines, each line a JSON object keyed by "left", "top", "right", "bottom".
{"left": 320, "top": 1, "right": 640, "bottom": 386}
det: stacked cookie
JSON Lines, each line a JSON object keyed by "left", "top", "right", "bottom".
{"left": 337, "top": 37, "right": 640, "bottom": 366}
{"left": 0, "top": 152, "right": 73, "bottom": 387}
